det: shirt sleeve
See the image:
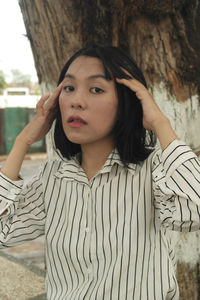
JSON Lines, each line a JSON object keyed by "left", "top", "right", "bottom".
{"left": 152, "top": 139, "right": 200, "bottom": 232}
{"left": 0, "top": 165, "right": 46, "bottom": 248}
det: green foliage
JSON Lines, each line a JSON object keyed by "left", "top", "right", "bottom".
{"left": 0, "top": 70, "right": 6, "bottom": 90}
{"left": 10, "top": 69, "right": 31, "bottom": 88}
{"left": 33, "top": 86, "right": 41, "bottom": 95}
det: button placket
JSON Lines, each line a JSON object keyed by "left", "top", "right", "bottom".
{"left": 84, "top": 186, "right": 94, "bottom": 276}
{"left": 85, "top": 227, "right": 90, "bottom": 233}
{"left": 87, "top": 267, "right": 92, "bottom": 274}
{"left": 156, "top": 171, "right": 164, "bottom": 179}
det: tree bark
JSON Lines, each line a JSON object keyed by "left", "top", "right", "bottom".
{"left": 19, "top": 0, "right": 200, "bottom": 97}
{"left": 19, "top": 0, "right": 200, "bottom": 297}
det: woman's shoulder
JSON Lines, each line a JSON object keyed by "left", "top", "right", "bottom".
{"left": 42, "top": 158, "right": 67, "bottom": 174}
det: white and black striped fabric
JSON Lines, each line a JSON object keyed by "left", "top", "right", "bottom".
{"left": 0, "top": 139, "right": 200, "bottom": 299}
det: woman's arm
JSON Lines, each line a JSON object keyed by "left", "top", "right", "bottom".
{"left": 0, "top": 84, "right": 62, "bottom": 216}
{"left": 152, "top": 140, "right": 200, "bottom": 231}
{"left": 116, "top": 76, "right": 200, "bottom": 231}
{"left": 0, "top": 165, "right": 46, "bottom": 247}
{"left": 116, "top": 77, "right": 178, "bottom": 149}
{"left": 1, "top": 83, "right": 62, "bottom": 181}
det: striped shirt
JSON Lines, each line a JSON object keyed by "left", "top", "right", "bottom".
{"left": 0, "top": 139, "right": 200, "bottom": 299}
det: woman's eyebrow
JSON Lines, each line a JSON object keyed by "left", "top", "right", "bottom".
{"left": 87, "top": 74, "right": 107, "bottom": 80}
{"left": 64, "top": 73, "right": 108, "bottom": 81}
{"left": 64, "top": 74, "right": 75, "bottom": 79}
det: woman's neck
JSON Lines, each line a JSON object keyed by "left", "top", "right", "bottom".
{"left": 81, "top": 141, "right": 114, "bottom": 180}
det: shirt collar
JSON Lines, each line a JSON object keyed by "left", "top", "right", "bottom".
{"left": 54, "top": 148, "right": 136, "bottom": 182}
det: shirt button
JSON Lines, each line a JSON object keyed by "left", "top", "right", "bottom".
{"left": 156, "top": 172, "right": 163, "bottom": 179}
{"left": 85, "top": 227, "right": 90, "bottom": 233}
{"left": 87, "top": 267, "right": 92, "bottom": 274}
{"left": 10, "top": 189, "right": 16, "bottom": 195}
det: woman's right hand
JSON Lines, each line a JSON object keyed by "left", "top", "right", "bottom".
{"left": 17, "top": 83, "right": 63, "bottom": 146}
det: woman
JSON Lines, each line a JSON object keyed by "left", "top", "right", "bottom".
{"left": 0, "top": 45, "right": 200, "bottom": 299}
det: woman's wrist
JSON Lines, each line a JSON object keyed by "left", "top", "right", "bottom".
{"left": 16, "top": 131, "right": 33, "bottom": 148}
{"left": 151, "top": 115, "right": 170, "bottom": 134}
{"left": 152, "top": 117, "right": 178, "bottom": 150}
{"left": 1, "top": 137, "right": 29, "bottom": 181}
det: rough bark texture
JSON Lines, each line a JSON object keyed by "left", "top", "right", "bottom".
{"left": 176, "top": 262, "right": 199, "bottom": 299}
{"left": 19, "top": 0, "right": 200, "bottom": 102}
{"left": 19, "top": 0, "right": 200, "bottom": 297}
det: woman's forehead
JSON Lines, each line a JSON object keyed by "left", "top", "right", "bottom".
{"left": 65, "top": 56, "right": 114, "bottom": 82}
{"left": 67, "top": 56, "right": 105, "bottom": 74}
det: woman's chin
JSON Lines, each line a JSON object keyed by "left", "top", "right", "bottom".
{"left": 65, "top": 134, "right": 86, "bottom": 145}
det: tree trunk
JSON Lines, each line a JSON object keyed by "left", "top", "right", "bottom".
{"left": 19, "top": 0, "right": 200, "bottom": 297}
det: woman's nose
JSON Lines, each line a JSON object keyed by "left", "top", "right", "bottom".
{"left": 71, "top": 92, "right": 87, "bottom": 110}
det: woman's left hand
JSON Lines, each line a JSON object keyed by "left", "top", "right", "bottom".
{"left": 116, "top": 77, "right": 168, "bottom": 132}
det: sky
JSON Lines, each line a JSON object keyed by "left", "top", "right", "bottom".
{"left": 0, "top": 0, "right": 38, "bottom": 82}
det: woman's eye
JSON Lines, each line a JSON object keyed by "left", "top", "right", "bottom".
{"left": 90, "top": 87, "right": 104, "bottom": 94}
{"left": 63, "top": 86, "right": 74, "bottom": 92}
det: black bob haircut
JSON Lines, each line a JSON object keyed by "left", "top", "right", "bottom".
{"left": 54, "top": 45, "right": 156, "bottom": 165}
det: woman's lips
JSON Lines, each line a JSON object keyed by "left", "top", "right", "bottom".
{"left": 67, "top": 116, "right": 87, "bottom": 128}
{"left": 68, "top": 121, "right": 86, "bottom": 128}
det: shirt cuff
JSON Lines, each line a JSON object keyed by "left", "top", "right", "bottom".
{"left": 161, "top": 139, "right": 197, "bottom": 177}
{"left": 0, "top": 171, "right": 23, "bottom": 189}
{"left": 0, "top": 172, "right": 24, "bottom": 215}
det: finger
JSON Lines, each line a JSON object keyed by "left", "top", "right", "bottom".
{"left": 120, "top": 67, "right": 133, "bottom": 78}
{"left": 36, "top": 93, "right": 50, "bottom": 111}
{"left": 116, "top": 77, "right": 143, "bottom": 92}
{"left": 47, "top": 109, "right": 57, "bottom": 124}
{"left": 117, "top": 67, "right": 142, "bottom": 85}
{"left": 45, "top": 82, "right": 63, "bottom": 110}
{"left": 116, "top": 77, "right": 143, "bottom": 86}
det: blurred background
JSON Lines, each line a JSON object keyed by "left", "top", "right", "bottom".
{"left": 0, "top": 0, "right": 45, "bottom": 156}
{"left": 0, "top": 0, "right": 200, "bottom": 299}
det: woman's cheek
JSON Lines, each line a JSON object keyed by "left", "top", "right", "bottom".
{"left": 59, "top": 94, "right": 67, "bottom": 111}
{"left": 59, "top": 92, "right": 64, "bottom": 105}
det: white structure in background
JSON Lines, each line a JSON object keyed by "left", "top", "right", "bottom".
{"left": 0, "top": 87, "right": 40, "bottom": 108}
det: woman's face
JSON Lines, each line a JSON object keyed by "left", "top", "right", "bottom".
{"left": 59, "top": 56, "right": 118, "bottom": 148}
